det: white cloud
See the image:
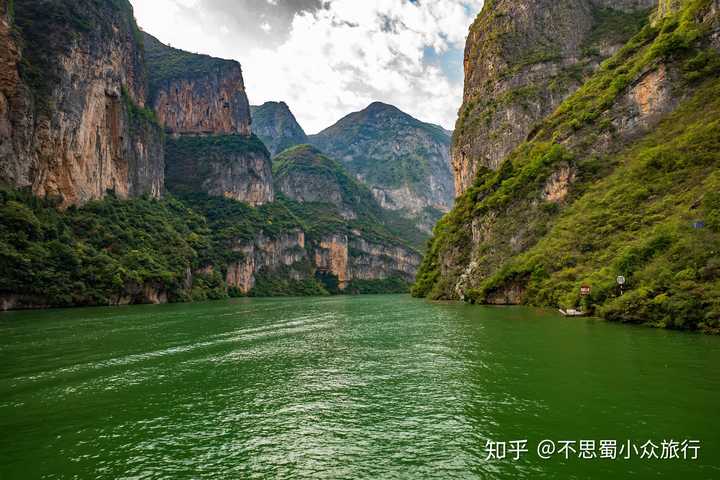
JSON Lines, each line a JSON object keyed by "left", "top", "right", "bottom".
{"left": 130, "top": 0, "right": 484, "bottom": 133}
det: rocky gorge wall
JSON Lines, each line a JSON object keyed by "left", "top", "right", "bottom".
{"left": 273, "top": 145, "right": 366, "bottom": 220}
{"left": 164, "top": 134, "right": 274, "bottom": 206}
{"left": 312, "top": 234, "right": 421, "bottom": 291}
{"left": 143, "top": 33, "right": 274, "bottom": 206}
{"left": 348, "top": 237, "right": 421, "bottom": 284}
{"left": 143, "top": 33, "right": 251, "bottom": 136}
{"left": 414, "top": 0, "right": 720, "bottom": 331}
{"left": 223, "top": 230, "right": 308, "bottom": 294}
{"left": 452, "top": 0, "right": 657, "bottom": 195}
{"left": 0, "top": 0, "right": 164, "bottom": 207}
{"left": 0, "top": 0, "right": 425, "bottom": 312}
{"left": 209, "top": 230, "right": 420, "bottom": 296}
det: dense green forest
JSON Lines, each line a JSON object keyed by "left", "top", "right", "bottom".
{"left": 0, "top": 188, "right": 414, "bottom": 308}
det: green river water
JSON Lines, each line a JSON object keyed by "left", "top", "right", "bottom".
{"left": 0, "top": 295, "right": 718, "bottom": 479}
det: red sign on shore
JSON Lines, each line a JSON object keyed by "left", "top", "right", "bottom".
{"left": 580, "top": 285, "right": 591, "bottom": 296}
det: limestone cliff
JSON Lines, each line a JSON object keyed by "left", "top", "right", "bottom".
{"left": 251, "top": 102, "right": 308, "bottom": 156}
{"left": 452, "top": 0, "right": 656, "bottom": 195}
{"left": 348, "top": 237, "right": 421, "bottom": 285}
{"left": 143, "top": 35, "right": 274, "bottom": 205}
{"left": 272, "top": 144, "right": 423, "bottom": 291}
{"left": 308, "top": 102, "right": 455, "bottom": 232}
{"left": 314, "top": 234, "right": 350, "bottom": 288}
{"left": 225, "top": 230, "right": 308, "bottom": 294}
{"left": 164, "top": 143, "right": 421, "bottom": 296}
{"left": 273, "top": 144, "right": 370, "bottom": 220}
{"left": 0, "top": 1, "right": 422, "bottom": 310}
{"left": 0, "top": 0, "right": 164, "bottom": 206}
{"left": 312, "top": 234, "right": 420, "bottom": 291}
{"left": 143, "top": 33, "right": 251, "bottom": 136}
{"left": 223, "top": 229, "right": 420, "bottom": 295}
{"left": 165, "top": 134, "right": 274, "bottom": 206}
{"left": 414, "top": 0, "right": 720, "bottom": 332}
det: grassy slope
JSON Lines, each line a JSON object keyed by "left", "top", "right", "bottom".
{"left": 485, "top": 80, "right": 720, "bottom": 331}
{"left": 414, "top": 0, "right": 720, "bottom": 332}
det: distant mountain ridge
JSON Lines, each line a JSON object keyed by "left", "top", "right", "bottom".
{"left": 251, "top": 102, "right": 308, "bottom": 156}
{"left": 308, "top": 102, "right": 455, "bottom": 231}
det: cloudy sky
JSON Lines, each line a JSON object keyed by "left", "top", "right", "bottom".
{"left": 130, "top": 0, "right": 484, "bottom": 134}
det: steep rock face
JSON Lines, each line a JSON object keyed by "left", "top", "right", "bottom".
{"left": 225, "top": 230, "right": 307, "bottom": 294}
{"left": 271, "top": 144, "right": 423, "bottom": 286}
{"left": 0, "top": 0, "right": 164, "bottom": 206}
{"left": 348, "top": 237, "right": 421, "bottom": 284}
{"left": 308, "top": 102, "right": 455, "bottom": 227}
{"left": 414, "top": 0, "right": 720, "bottom": 331}
{"left": 251, "top": 102, "right": 308, "bottom": 156}
{"left": 312, "top": 234, "right": 421, "bottom": 290}
{"left": 273, "top": 145, "right": 367, "bottom": 219}
{"left": 314, "top": 234, "right": 350, "bottom": 288}
{"left": 165, "top": 135, "right": 274, "bottom": 206}
{"left": 144, "top": 34, "right": 273, "bottom": 205}
{"left": 222, "top": 228, "right": 421, "bottom": 295}
{"left": 452, "top": 0, "right": 656, "bottom": 195}
{"left": 0, "top": 5, "right": 24, "bottom": 183}
{"left": 143, "top": 33, "right": 251, "bottom": 136}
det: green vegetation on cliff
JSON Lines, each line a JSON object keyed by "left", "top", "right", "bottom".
{"left": 0, "top": 189, "right": 309, "bottom": 304}
{"left": 273, "top": 145, "right": 427, "bottom": 250}
{"left": 455, "top": 0, "right": 655, "bottom": 157}
{"left": 309, "top": 102, "right": 451, "bottom": 191}
{"left": 307, "top": 102, "right": 455, "bottom": 230}
{"left": 13, "top": 0, "right": 143, "bottom": 114}
{"left": 0, "top": 180, "right": 419, "bottom": 307}
{"left": 143, "top": 32, "right": 238, "bottom": 101}
{"left": 0, "top": 190, "right": 204, "bottom": 306}
{"left": 165, "top": 134, "right": 269, "bottom": 194}
{"left": 414, "top": 0, "right": 720, "bottom": 332}
{"left": 584, "top": 6, "right": 652, "bottom": 55}
{"left": 121, "top": 86, "right": 162, "bottom": 133}
{"left": 250, "top": 102, "right": 308, "bottom": 156}
{"left": 273, "top": 144, "right": 383, "bottom": 222}
{"left": 472, "top": 80, "right": 720, "bottom": 330}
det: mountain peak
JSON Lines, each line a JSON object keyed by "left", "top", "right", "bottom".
{"left": 257, "top": 100, "right": 290, "bottom": 110}
{"left": 365, "top": 101, "right": 397, "bottom": 112}
{"left": 307, "top": 101, "right": 455, "bottom": 230}
{"left": 250, "top": 101, "right": 308, "bottom": 156}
